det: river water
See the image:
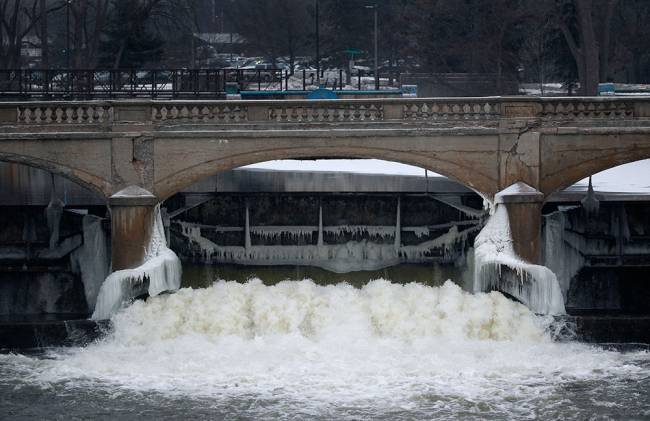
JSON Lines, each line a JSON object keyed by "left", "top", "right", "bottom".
{"left": 1, "top": 278, "right": 649, "bottom": 420}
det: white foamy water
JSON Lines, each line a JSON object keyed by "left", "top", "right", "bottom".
{"left": 2, "top": 279, "right": 648, "bottom": 419}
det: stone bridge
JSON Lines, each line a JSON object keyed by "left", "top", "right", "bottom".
{"left": 0, "top": 97, "right": 649, "bottom": 273}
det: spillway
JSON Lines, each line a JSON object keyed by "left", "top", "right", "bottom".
{"left": 1, "top": 279, "right": 649, "bottom": 419}
{"left": 1, "top": 164, "right": 649, "bottom": 419}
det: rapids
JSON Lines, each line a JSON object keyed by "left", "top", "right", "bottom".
{"left": 1, "top": 279, "right": 649, "bottom": 419}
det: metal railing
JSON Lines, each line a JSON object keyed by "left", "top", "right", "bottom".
{"left": 0, "top": 68, "right": 402, "bottom": 99}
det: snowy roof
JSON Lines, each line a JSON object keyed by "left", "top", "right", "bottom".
{"left": 110, "top": 185, "right": 158, "bottom": 206}
{"left": 111, "top": 185, "right": 155, "bottom": 199}
{"left": 495, "top": 182, "right": 543, "bottom": 204}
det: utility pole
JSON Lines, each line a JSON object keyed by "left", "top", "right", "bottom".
{"left": 365, "top": 4, "right": 379, "bottom": 90}
{"left": 66, "top": 0, "right": 71, "bottom": 68}
{"left": 373, "top": 4, "right": 379, "bottom": 90}
{"left": 315, "top": 0, "right": 320, "bottom": 82}
{"left": 40, "top": 0, "right": 49, "bottom": 69}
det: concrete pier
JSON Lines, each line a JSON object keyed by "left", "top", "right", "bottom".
{"left": 109, "top": 187, "right": 158, "bottom": 271}
{"left": 496, "top": 183, "right": 545, "bottom": 263}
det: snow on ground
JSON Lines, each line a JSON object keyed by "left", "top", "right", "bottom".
{"left": 244, "top": 159, "right": 650, "bottom": 193}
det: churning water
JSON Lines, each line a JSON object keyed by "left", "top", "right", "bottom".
{"left": 1, "top": 279, "right": 649, "bottom": 420}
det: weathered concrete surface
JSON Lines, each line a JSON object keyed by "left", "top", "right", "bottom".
{"left": 505, "top": 202, "right": 544, "bottom": 263}
{"left": 539, "top": 130, "right": 650, "bottom": 195}
{"left": 152, "top": 129, "right": 502, "bottom": 200}
{"left": 0, "top": 97, "right": 647, "bottom": 202}
{"left": 109, "top": 187, "right": 158, "bottom": 271}
{"left": 496, "top": 182, "right": 545, "bottom": 263}
{"left": 0, "top": 97, "right": 649, "bottom": 266}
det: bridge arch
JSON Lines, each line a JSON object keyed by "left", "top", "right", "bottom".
{"left": 0, "top": 153, "right": 111, "bottom": 201}
{"left": 541, "top": 151, "right": 650, "bottom": 199}
{"left": 153, "top": 145, "right": 498, "bottom": 202}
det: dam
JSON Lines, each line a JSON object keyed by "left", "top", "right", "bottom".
{"left": 1, "top": 159, "right": 649, "bottom": 341}
{"left": 1, "top": 98, "right": 649, "bottom": 420}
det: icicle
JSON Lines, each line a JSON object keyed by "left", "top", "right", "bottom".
{"left": 410, "top": 227, "right": 430, "bottom": 238}
{"left": 45, "top": 173, "right": 64, "bottom": 250}
{"left": 317, "top": 204, "right": 324, "bottom": 246}
{"left": 250, "top": 226, "right": 315, "bottom": 242}
{"left": 542, "top": 209, "right": 584, "bottom": 300}
{"left": 581, "top": 176, "right": 600, "bottom": 215}
{"left": 45, "top": 199, "right": 64, "bottom": 250}
{"left": 245, "top": 202, "right": 251, "bottom": 251}
{"left": 70, "top": 215, "right": 110, "bottom": 312}
{"left": 323, "top": 225, "right": 396, "bottom": 238}
{"left": 394, "top": 196, "right": 401, "bottom": 251}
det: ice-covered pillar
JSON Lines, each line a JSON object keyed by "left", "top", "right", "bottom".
{"left": 495, "top": 182, "right": 545, "bottom": 264}
{"left": 109, "top": 186, "right": 159, "bottom": 271}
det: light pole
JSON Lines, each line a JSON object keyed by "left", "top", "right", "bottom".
{"left": 365, "top": 4, "right": 379, "bottom": 90}
{"left": 66, "top": 0, "right": 71, "bottom": 68}
{"left": 315, "top": 0, "right": 320, "bottom": 82}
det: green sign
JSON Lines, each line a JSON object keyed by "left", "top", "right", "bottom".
{"left": 343, "top": 49, "right": 363, "bottom": 57}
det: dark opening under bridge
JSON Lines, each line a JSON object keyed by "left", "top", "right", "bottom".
{"left": 0, "top": 96, "right": 649, "bottom": 273}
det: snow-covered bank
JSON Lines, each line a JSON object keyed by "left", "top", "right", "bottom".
{"left": 92, "top": 206, "right": 182, "bottom": 320}
{"left": 473, "top": 205, "right": 565, "bottom": 315}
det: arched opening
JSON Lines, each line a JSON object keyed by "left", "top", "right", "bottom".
{"left": 541, "top": 159, "right": 650, "bottom": 316}
{"left": 0, "top": 161, "right": 110, "bottom": 320}
{"left": 541, "top": 150, "right": 650, "bottom": 198}
{"left": 0, "top": 154, "right": 112, "bottom": 201}
{"left": 160, "top": 158, "right": 487, "bottom": 292}
{"left": 152, "top": 144, "right": 499, "bottom": 202}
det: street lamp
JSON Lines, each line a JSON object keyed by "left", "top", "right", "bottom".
{"left": 365, "top": 4, "right": 379, "bottom": 91}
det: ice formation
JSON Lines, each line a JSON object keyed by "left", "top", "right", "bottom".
{"left": 400, "top": 225, "right": 478, "bottom": 261}
{"left": 324, "top": 225, "right": 396, "bottom": 239}
{"left": 542, "top": 209, "right": 585, "bottom": 299}
{"left": 45, "top": 196, "right": 64, "bottom": 249}
{"left": 473, "top": 205, "right": 565, "bottom": 315}
{"left": 92, "top": 205, "right": 182, "bottom": 320}
{"left": 251, "top": 226, "right": 316, "bottom": 242}
{"left": 177, "top": 219, "right": 475, "bottom": 273}
{"left": 70, "top": 215, "right": 110, "bottom": 311}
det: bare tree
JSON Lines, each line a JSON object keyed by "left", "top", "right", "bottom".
{"left": 559, "top": 0, "right": 618, "bottom": 95}
{"left": 229, "top": 0, "right": 310, "bottom": 69}
{"left": 68, "top": 0, "right": 110, "bottom": 68}
{"left": 520, "top": 20, "right": 558, "bottom": 95}
{"left": 0, "top": 0, "right": 41, "bottom": 68}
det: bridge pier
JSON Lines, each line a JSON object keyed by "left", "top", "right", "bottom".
{"left": 495, "top": 182, "right": 545, "bottom": 264}
{"left": 108, "top": 187, "right": 159, "bottom": 271}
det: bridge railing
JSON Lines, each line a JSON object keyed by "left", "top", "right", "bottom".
{"left": 0, "top": 68, "right": 402, "bottom": 99}
{"left": 1, "top": 97, "right": 648, "bottom": 126}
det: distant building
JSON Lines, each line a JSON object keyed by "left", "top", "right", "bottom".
{"left": 20, "top": 35, "right": 43, "bottom": 67}
{"left": 193, "top": 32, "right": 246, "bottom": 55}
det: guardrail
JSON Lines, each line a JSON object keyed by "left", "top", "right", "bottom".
{"left": 1, "top": 97, "right": 648, "bottom": 125}
{"left": 0, "top": 68, "right": 402, "bottom": 99}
